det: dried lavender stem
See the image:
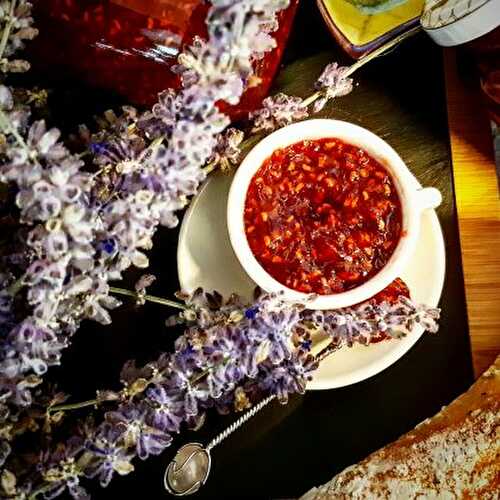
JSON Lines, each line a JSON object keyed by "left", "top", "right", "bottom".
{"left": 109, "top": 286, "right": 188, "bottom": 310}
{"left": 314, "top": 341, "right": 341, "bottom": 363}
{"left": 48, "top": 398, "right": 99, "bottom": 414}
{"left": 49, "top": 359, "right": 227, "bottom": 414}
{"left": 301, "top": 90, "right": 323, "bottom": 108}
{"left": 302, "top": 25, "right": 421, "bottom": 108}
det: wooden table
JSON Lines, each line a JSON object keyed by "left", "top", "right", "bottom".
{"left": 444, "top": 49, "right": 500, "bottom": 377}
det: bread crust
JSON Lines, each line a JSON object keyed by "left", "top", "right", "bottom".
{"left": 301, "top": 356, "right": 500, "bottom": 499}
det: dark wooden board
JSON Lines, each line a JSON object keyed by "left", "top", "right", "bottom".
{"left": 46, "top": 2, "right": 473, "bottom": 498}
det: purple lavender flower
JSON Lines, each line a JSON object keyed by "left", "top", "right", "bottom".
{"left": 0, "top": 85, "right": 30, "bottom": 138}
{"left": 372, "top": 296, "right": 440, "bottom": 338}
{"left": 176, "top": 0, "right": 290, "bottom": 88}
{"left": 106, "top": 403, "right": 172, "bottom": 460}
{"left": 0, "top": 370, "right": 41, "bottom": 408}
{"left": 204, "top": 363, "right": 234, "bottom": 399}
{"left": 209, "top": 127, "right": 244, "bottom": 171}
{"left": 0, "top": 115, "right": 109, "bottom": 341}
{"left": 0, "top": 320, "right": 67, "bottom": 379}
{"left": 207, "top": 0, "right": 290, "bottom": 74}
{"left": 307, "top": 307, "right": 373, "bottom": 347}
{"left": 248, "top": 307, "right": 300, "bottom": 363}
{"left": 250, "top": 93, "right": 308, "bottom": 133}
{"left": 313, "top": 62, "right": 353, "bottom": 112}
{"left": 137, "top": 89, "right": 179, "bottom": 139}
{"left": 168, "top": 288, "right": 247, "bottom": 328}
{"left": 305, "top": 298, "right": 440, "bottom": 346}
{"left": 7, "top": 120, "right": 68, "bottom": 167}
{"left": 165, "top": 370, "right": 210, "bottom": 417}
{"left": 84, "top": 424, "right": 135, "bottom": 487}
{"left": 169, "top": 116, "right": 225, "bottom": 165}
{"left": 38, "top": 437, "right": 88, "bottom": 500}
{"left": 91, "top": 136, "right": 146, "bottom": 172}
{"left": 145, "top": 385, "right": 184, "bottom": 433}
{"left": 257, "top": 350, "right": 318, "bottom": 403}
{"left": 165, "top": 291, "right": 307, "bottom": 411}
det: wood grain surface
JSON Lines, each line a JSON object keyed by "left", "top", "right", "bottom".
{"left": 444, "top": 49, "right": 500, "bottom": 378}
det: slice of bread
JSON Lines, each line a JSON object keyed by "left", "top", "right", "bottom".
{"left": 300, "top": 356, "right": 500, "bottom": 499}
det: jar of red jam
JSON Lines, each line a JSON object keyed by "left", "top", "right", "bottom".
{"left": 29, "top": 0, "right": 299, "bottom": 119}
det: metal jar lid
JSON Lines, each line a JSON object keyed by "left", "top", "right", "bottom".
{"left": 421, "top": 0, "right": 500, "bottom": 46}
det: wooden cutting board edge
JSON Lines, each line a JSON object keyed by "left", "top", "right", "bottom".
{"left": 443, "top": 48, "right": 500, "bottom": 378}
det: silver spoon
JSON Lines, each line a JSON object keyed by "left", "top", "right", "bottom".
{"left": 164, "top": 395, "right": 276, "bottom": 496}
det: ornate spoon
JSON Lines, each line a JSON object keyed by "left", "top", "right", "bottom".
{"left": 164, "top": 395, "right": 276, "bottom": 495}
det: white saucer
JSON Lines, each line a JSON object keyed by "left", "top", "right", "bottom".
{"left": 177, "top": 171, "right": 446, "bottom": 390}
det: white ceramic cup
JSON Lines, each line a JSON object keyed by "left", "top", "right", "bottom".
{"left": 227, "top": 119, "right": 442, "bottom": 309}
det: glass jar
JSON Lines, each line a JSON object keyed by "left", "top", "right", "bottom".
{"left": 29, "top": 0, "right": 299, "bottom": 118}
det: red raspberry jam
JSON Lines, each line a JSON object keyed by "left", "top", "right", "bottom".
{"left": 369, "top": 278, "right": 410, "bottom": 342}
{"left": 244, "top": 138, "right": 403, "bottom": 295}
{"left": 370, "top": 278, "right": 409, "bottom": 305}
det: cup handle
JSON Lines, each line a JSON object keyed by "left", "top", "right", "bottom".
{"left": 416, "top": 187, "right": 442, "bottom": 210}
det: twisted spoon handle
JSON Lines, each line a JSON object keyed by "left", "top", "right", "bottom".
{"left": 206, "top": 394, "right": 276, "bottom": 451}
{"left": 205, "top": 342, "right": 342, "bottom": 453}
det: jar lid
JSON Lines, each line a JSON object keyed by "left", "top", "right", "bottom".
{"left": 421, "top": 0, "right": 500, "bottom": 46}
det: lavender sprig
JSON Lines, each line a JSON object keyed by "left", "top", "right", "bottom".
{"left": 305, "top": 297, "right": 440, "bottom": 347}
{"left": 312, "top": 62, "right": 354, "bottom": 113}
{"left": 247, "top": 62, "right": 353, "bottom": 134}
{"left": 0, "top": 0, "right": 292, "bottom": 490}
{"left": 0, "top": 0, "right": 37, "bottom": 73}
{"left": 14, "top": 289, "right": 439, "bottom": 498}
{"left": 249, "top": 93, "right": 309, "bottom": 133}
{"left": 227, "top": 27, "right": 421, "bottom": 162}
{"left": 220, "top": 65, "right": 354, "bottom": 158}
